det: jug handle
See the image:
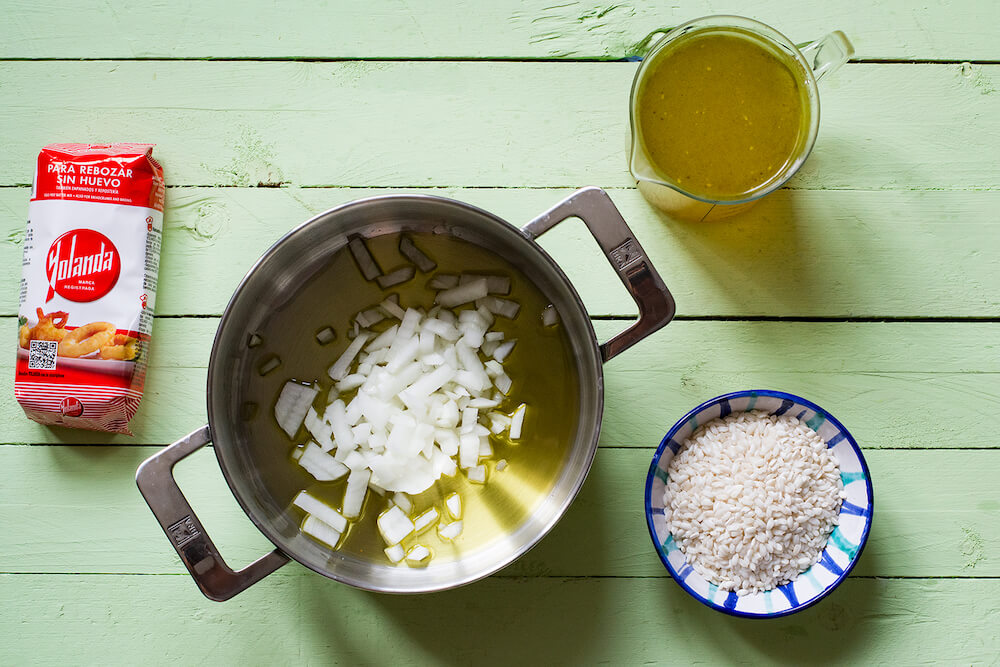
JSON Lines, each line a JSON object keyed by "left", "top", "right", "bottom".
{"left": 798, "top": 31, "right": 855, "bottom": 82}
{"left": 136, "top": 425, "right": 290, "bottom": 601}
{"left": 522, "top": 186, "right": 676, "bottom": 362}
{"left": 627, "top": 27, "right": 673, "bottom": 60}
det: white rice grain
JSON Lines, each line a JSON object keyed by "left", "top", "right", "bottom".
{"left": 663, "top": 410, "right": 846, "bottom": 595}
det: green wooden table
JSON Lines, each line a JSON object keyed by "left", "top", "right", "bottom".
{"left": 2, "top": 2, "right": 999, "bottom": 664}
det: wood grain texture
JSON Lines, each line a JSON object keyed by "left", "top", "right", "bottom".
{"left": 3, "top": 187, "right": 999, "bottom": 318}
{"left": 0, "top": 445, "right": 996, "bottom": 578}
{"left": 2, "top": 0, "right": 998, "bottom": 61}
{"left": 1, "top": 62, "right": 997, "bottom": 189}
{"left": 3, "top": 319, "right": 998, "bottom": 448}
{"left": 0, "top": 575, "right": 997, "bottom": 665}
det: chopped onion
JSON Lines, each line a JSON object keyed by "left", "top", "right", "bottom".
{"left": 302, "top": 515, "right": 342, "bottom": 549}
{"left": 428, "top": 273, "right": 459, "bottom": 289}
{"left": 247, "top": 333, "right": 264, "bottom": 348}
{"left": 494, "top": 373, "right": 512, "bottom": 395}
{"left": 298, "top": 442, "right": 350, "bottom": 481}
{"left": 293, "top": 491, "right": 347, "bottom": 533}
{"left": 445, "top": 492, "right": 462, "bottom": 519}
{"left": 378, "top": 505, "right": 415, "bottom": 545}
{"left": 342, "top": 468, "right": 371, "bottom": 519}
{"left": 467, "top": 464, "right": 487, "bottom": 483}
{"left": 355, "top": 308, "right": 386, "bottom": 328}
{"left": 413, "top": 508, "right": 439, "bottom": 533}
{"left": 380, "top": 297, "right": 406, "bottom": 320}
{"left": 392, "top": 492, "right": 413, "bottom": 514}
{"left": 541, "top": 304, "right": 559, "bottom": 327}
{"left": 496, "top": 459, "right": 508, "bottom": 472}
{"left": 258, "top": 355, "right": 281, "bottom": 376}
{"left": 510, "top": 403, "right": 526, "bottom": 440}
{"left": 315, "top": 327, "right": 336, "bottom": 345}
{"left": 328, "top": 332, "right": 371, "bottom": 381}
{"left": 348, "top": 236, "right": 381, "bottom": 280}
{"left": 274, "top": 381, "right": 318, "bottom": 437}
{"left": 493, "top": 340, "right": 516, "bottom": 362}
{"left": 438, "top": 520, "right": 463, "bottom": 540}
{"left": 478, "top": 296, "right": 521, "bottom": 319}
{"left": 460, "top": 273, "right": 510, "bottom": 295}
{"left": 384, "top": 543, "right": 405, "bottom": 563}
{"left": 405, "top": 545, "right": 431, "bottom": 564}
{"left": 435, "top": 278, "right": 488, "bottom": 308}
{"left": 399, "top": 235, "right": 437, "bottom": 273}
{"left": 377, "top": 266, "right": 416, "bottom": 289}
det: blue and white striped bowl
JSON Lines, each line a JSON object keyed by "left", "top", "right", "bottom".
{"left": 644, "top": 390, "right": 874, "bottom": 618}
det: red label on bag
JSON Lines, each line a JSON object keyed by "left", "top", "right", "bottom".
{"left": 45, "top": 229, "right": 122, "bottom": 302}
{"left": 32, "top": 143, "right": 165, "bottom": 211}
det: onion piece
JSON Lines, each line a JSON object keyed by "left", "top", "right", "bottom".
{"left": 355, "top": 308, "right": 386, "bottom": 329}
{"left": 378, "top": 505, "right": 415, "bottom": 545}
{"left": 380, "top": 296, "right": 406, "bottom": 320}
{"left": 414, "top": 508, "right": 439, "bottom": 533}
{"left": 428, "top": 274, "right": 459, "bottom": 290}
{"left": 392, "top": 492, "right": 413, "bottom": 514}
{"left": 328, "top": 332, "right": 372, "bottom": 381}
{"left": 494, "top": 373, "right": 512, "bottom": 395}
{"left": 467, "top": 464, "right": 487, "bottom": 484}
{"left": 274, "top": 381, "right": 318, "bottom": 438}
{"left": 405, "top": 545, "right": 431, "bottom": 564}
{"left": 298, "top": 442, "right": 350, "bottom": 481}
{"left": 510, "top": 403, "right": 526, "bottom": 440}
{"left": 384, "top": 543, "right": 405, "bottom": 563}
{"left": 445, "top": 492, "right": 462, "bottom": 519}
{"left": 258, "top": 355, "right": 281, "bottom": 376}
{"left": 247, "top": 333, "right": 264, "bottom": 348}
{"left": 377, "top": 266, "right": 416, "bottom": 289}
{"left": 459, "top": 433, "right": 480, "bottom": 469}
{"left": 302, "top": 515, "right": 342, "bottom": 549}
{"left": 493, "top": 340, "right": 517, "bottom": 362}
{"left": 477, "top": 296, "right": 521, "bottom": 319}
{"left": 542, "top": 304, "right": 559, "bottom": 327}
{"left": 438, "top": 520, "right": 463, "bottom": 540}
{"left": 435, "top": 278, "right": 488, "bottom": 308}
{"left": 342, "top": 468, "right": 371, "bottom": 519}
{"left": 399, "top": 235, "right": 437, "bottom": 273}
{"left": 293, "top": 491, "right": 348, "bottom": 533}
{"left": 348, "top": 236, "right": 381, "bottom": 280}
{"left": 496, "top": 459, "right": 508, "bottom": 472}
{"left": 315, "top": 327, "right": 336, "bottom": 345}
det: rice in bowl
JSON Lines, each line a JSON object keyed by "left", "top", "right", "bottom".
{"left": 663, "top": 410, "right": 845, "bottom": 595}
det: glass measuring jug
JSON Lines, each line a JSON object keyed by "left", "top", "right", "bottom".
{"left": 628, "top": 16, "right": 854, "bottom": 222}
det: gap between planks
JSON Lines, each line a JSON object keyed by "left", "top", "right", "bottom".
{"left": 1, "top": 57, "right": 999, "bottom": 65}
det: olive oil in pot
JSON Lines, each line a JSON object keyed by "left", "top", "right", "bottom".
{"left": 240, "top": 231, "right": 582, "bottom": 566}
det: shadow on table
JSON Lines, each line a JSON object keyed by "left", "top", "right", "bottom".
{"left": 647, "top": 183, "right": 872, "bottom": 317}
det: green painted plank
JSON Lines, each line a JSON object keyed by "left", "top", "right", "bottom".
{"left": 3, "top": 319, "right": 998, "bottom": 448}
{"left": 1, "top": 62, "right": 997, "bottom": 189}
{"left": 3, "top": 187, "right": 998, "bottom": 318}
{"left": 0, "top": 444, "right": 995, "bottom": 578}
{"left": 0, "top": 575, "right": 996, "bottom": 664}
{"left": 2, "top": 0, "right": 998, "bottom": 60}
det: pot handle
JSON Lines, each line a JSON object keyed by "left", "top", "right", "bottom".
{"left": 522, "top": 186, "right": 675, "bottom": 362}
{"left": 136, "top": 425, "right": 290, "bottom": 601}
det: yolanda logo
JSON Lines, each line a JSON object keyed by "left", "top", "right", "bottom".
{"left": 45, "top": 229, "right": 121, "bottom": 302}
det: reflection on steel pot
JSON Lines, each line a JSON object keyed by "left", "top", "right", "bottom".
{"left": 136, "top": 187, "right": 675, "bottom": 600}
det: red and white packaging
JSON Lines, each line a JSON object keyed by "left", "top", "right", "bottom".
{"left": 15, "top": 143, "right": 165, "bottom": 434}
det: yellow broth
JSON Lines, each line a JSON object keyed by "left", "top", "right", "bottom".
{"left": 242, "top": 232, "right": 581, "bottom": 565}
{"left": 636, "top": 29, "right": 809, "bottom": 199}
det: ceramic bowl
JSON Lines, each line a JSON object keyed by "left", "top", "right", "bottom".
{"left": 644, "top": 390, "right": 873, "bottom": 618}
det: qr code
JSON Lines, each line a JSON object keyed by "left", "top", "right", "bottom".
{"left": 28, "top": 340, "right": 58, "bottom": 370}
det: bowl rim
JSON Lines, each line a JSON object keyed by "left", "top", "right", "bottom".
{"left": 644, "top": 389, "right": 874, "bottom": 618}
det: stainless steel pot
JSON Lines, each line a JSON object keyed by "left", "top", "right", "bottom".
{"left": 137, "top": 187, "right": 674, "bottom": 600}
